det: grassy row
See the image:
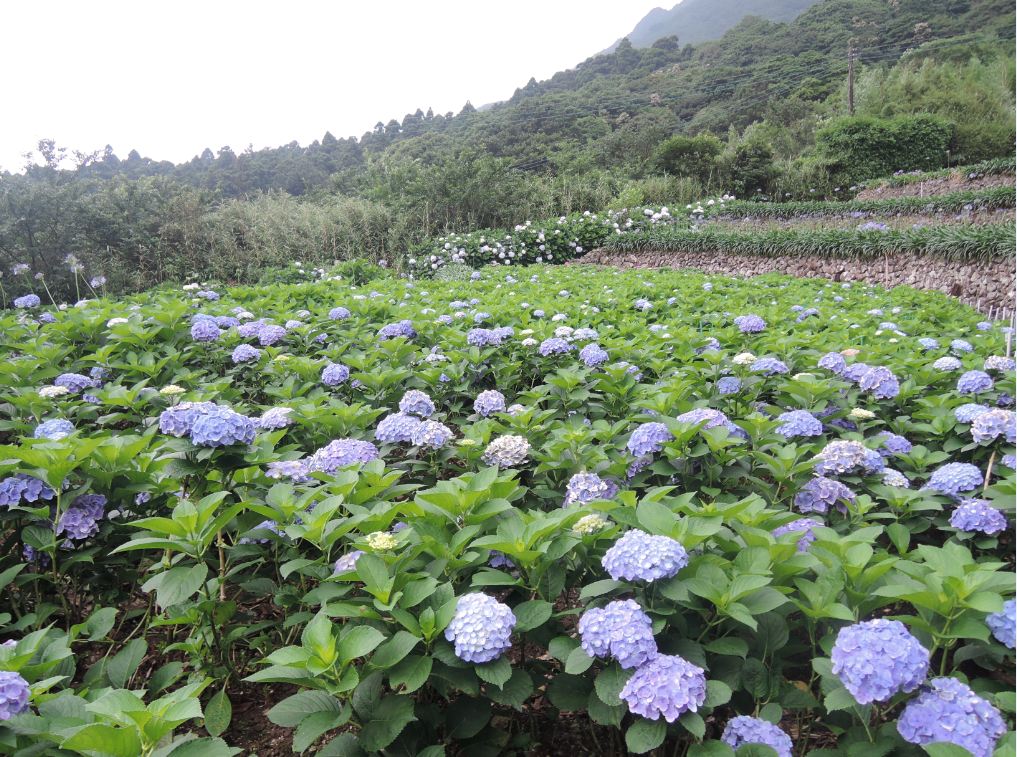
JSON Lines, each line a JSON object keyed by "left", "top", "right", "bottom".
{"left": 864, "top": 157, "right": 1016, "bottom": 188}
{"left": 708, "top": 187, "right": 1015, "bottom": 220}
{"left": 603, "top": 223, "right": 1016, "bottom": 263}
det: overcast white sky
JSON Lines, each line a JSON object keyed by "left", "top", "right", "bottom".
{"left": 0, "top": 0, "right": 666, "bottom": 171}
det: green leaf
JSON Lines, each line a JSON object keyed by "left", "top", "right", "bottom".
{"left": 824, "top": 687, "right": 858, "bottom": 712}
{"left": 107, "top": 638, "right": 147, "bottom": 688}
{"left": 268, "top": 691, "right": 345, "bottom": 728}
{"left": 886, "top": 523, "right": 910, "bottom": 553}
{"left": 565, "top": 647, "right": 595, "bottom": 674}
{"left": 370, "top": 631, "right": 419, "bottom": 669}
{"left": 512, "top": 599, "right": 552, "bottom": 632}
{"left": 339, "top": 626, "right": 386, "bottom": 664}
{"left": 475, "top": 655, "right": 512, "bottom": 688}
{"left": 595, "top": 664, "right": 631, "bottom": 706}
{"left": 389, "top": 655, "right": 432, "bottom": 693}
{"left": 688, "top": 742, "right": 736, "bottom": 757}
{"left": 486, "top": 669, "right": 533, "bottom": 709}
{"left": 705, "top": 637, "right": 748, "bottom": 658}
{"left": 637, "top": 500, "right": 676, "bottom": 535}
{"left": 204, "top": 689, "right": 232, "bottom": 737}
{"left": 705, "top": 680, "right": 733, "bottom": 708}
{"left": 61, "top": 724, "right": 142, "bottom": 757}
{"left": 317, "top": 733, "right": 362, "bottom": 756}
{"left": 626, "top": 719, "right": 667, "bottom": 754}
{"left": 166, "top": 737, "right": 242, "bottom": 757}
{"left": 358, "top": 695, "right": 417, "bottom": 752}
{"left": 547, "top": 674, "right": 593, "bottom": 711}
{"left": 293, "top": 707, "right": 352, "bottom": 753}
{"left": 921, "top": 745, "right": 976, "bottom": 757}
{"left": 680, "top": 711, "right": 706, "bottom": 739}
{"left": 146, "top": 563, "right": 209, "bottom": 609}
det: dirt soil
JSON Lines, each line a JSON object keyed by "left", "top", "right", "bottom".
{"left": 855, "top": 172, "right": 1014, "bottom": 201}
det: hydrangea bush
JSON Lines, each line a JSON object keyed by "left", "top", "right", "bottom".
{"left": 0, "top": 265, "right": 1013, "bottom": 754}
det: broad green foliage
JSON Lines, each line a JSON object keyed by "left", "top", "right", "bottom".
{"left": 0, "top": 265, "right": 1013, "bottom": 754}
{"left": 816, "top": 115, "right": 956, "bottom": 182}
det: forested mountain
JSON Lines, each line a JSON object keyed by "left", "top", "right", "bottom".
{"left": 599, "top": 0, "right": 822, "bottom": 53}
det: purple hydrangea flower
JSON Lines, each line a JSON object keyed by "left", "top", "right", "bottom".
{"left": 215, "top": 316, "right": 239, "bottom": 329}
{"left": 1002, "top": 454, "right": 1017, "bottom": 468}
{"left": 158, "top": 401, "right": 216, "bottom": 437}
{"left": 933, "top": 356, "right": 963, "bottom": 371}
{"left": 751, "top": 357, "right": 789, "bottom": 376}
{"left": 918, "top": 337, "right": 940, "bottom": 350}
{"left": 578, "top": 599, "right": 657, "bottom": 669}
{"left": 237, "top": 320, "right": 267, "bottom": 339}
{"left": 411, "top": 420, "right": 454, "bottom": 449}
{"left": 0, "top": 671, "right": 30, "bottom": 719}
{"left": 196, "top": 290, "right": 219, "bottom": 301}
{"left": 897, "top": 678, "right": 1005, "bottom": 757}
{"left": 796, "top": 307, "right": 820, "bottom": 322}
{"left": 875, "top": 432, "right": 912, "bottom": 457}
{"left": 333, "top": 550, "right": 365, "bottom": 574}
{"left": 258, "top": 324, "right": 287, "bottom": 346}
{"left": 955, "top": 404, "right": 991, "bottom": 423}
{"left": 735, "top": 314, "right": 766, "bottom": 333}
{"left": 307, "top": 439, "right": 379, "bottom": 474}
{"left": 950, "top": 499, "right": 1007, "bottom": 535}
{"left": 986, "top": 599, "right": 1015, "bottom": 648}
{"left": 257, "top": 407, "right": 294, "bottom": 430}
{"left": 13, "top": 294, "right": 40, "bottom": 309}
{"left": 375, "top": 412, "right": 422, "bottom": 443}
{"left": 328, "top": 307, "right": 351, "bottom": 321}
{"left": 33, "top": 419, "right": 74, "bottom": 440}
{"left": 858, "top": 366, "right": 900, "bottom": 399}
{"left": 951, "top": 339, "right": 974, "bottom": 354}
{"left": 482, "top": 435, "right": 529, "bottom": 467}
{"left": 717, "top": 376, "right": 741, "bottom": 395}
{"left": 776, "top": 410, "right": 823, "bottom": 438}
{"left": 444, "top": 593, "right": 516, "bottom": 663}
{"left": 620, "top": 654, "right": 707, "bottom": 722}
{"left": 970, "top": 409, "right": 1016, "bottom": 443}
{"left": 231, "top": 344, "right": 262, "bottom": 364}
{"left": 266, "top": 460, "right": 310, "bottom": 483}
{"left": 54, "top": 373, "right": 96, "bottom": 393}
{"left": 321, "top": 363, "right": 350, "bottom": 387}
{"left": 794, "top": 477, "right": 856, "bottom": 514}
{"left": 925, "top": 462, "right": 982, "bottom": 498}
{"left": 399, "top": 390, "right": 435, "bottom": 418}
{"left": 882, "top": 468, "right": 911, "bottom": 488}
{"left": 190, "top": 319, "right": 221, "bottom": 342}
{"left": 539, "top": 337, "right": 573, "bottom": 356}
{"left": 842, "top": 363, "right": 872, "bottom": 382}
{"left": 722, "top": 716, "right": 793, "bottom": 757}
{"left": 190, "top": 406, "right": 256, "bottom": 447}
{"left": 0, "top": 474, "right": 55, "bottom": 507}
{"left": 474, "top": 390, "right": 506, "bottom": 417}
{"left": 563, "top": 472, "right": 618, "bottom": 507}
{"left": 579, "top": 343, "right": 609, "bottom": 367}
{"left": 56, "top": 505, "right": 100, "bottom": 540}
{"left": 831, "top": 618, "right": 930, "bottom": 704}
{"left": 378, "top": 320, "right": 416, "bottom": 340}
{"left": 957, "top": 371, "right": 993, "bottom": 394}
{"left": 772, "top": 517, "right": 823, "bottom": 551}
{"left": 238, "top": 519, "right": 286, "bottom": 545}
{"left": 814, "top": 440, "right": 884, "bottom": 476}
{"left": 602, "top": 529, "right": 688, "bottom": 583}
{"left": 984, "top": 356, "right": 1016, "bottom": 372}
{"left": 627, "top": 422, "right": 674, "bottom": 457}
{"left": 818, "top": 352, "right": 847, "bottom": 374}
{"left": 38, "top": 312, "right": 56, "bottom": 324}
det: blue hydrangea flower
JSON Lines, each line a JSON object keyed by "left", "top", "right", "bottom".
{"left": 190, "top": 319, "right": 221, "bottom": 342}
{"left": 196, "top": 290, "right": 219, "bottom": 301}
{"left": 814, "top": 440, "right": 884, "bottom": 476}
{"left": 735, "top": 314, "right": 766, "bottom": 333}
{"left": 258, "top": 324, "right": 287, "bottom": 346}
{"left": 933, "top": 356, "right": 963, "bottom": 371}
{"left": 620, "top": 654, "right": 707, "bottom": 722}
{"left": 411, "top": 420, "right": 454, "bottom": 449}
{"left": 215, "top": 316, "right": 239, "bottom": 329}
{"left": 721, "top": 716, "right": 793, "bottom": 757}
{"left": 0, "top": 474, "right": 55, "bottom": 507}
{"left": 377, "top": 320, "right": 416, "bottom": 340}
{"left": 882, "top": 468, "right": 911, "bottom": 488}
{"left": 602, "top": 529, "right": 688, "bottom": 583}
{"left": 328, "top": 307, "right": 351, "bottom": 321}
{"left": 842, "top": 363, "right": 872, "bottom": 382}
{"left": 794, "top": 477, "right": 856, "bottom": 514}
{"left": 776, "top": 410, "right": 823, "bottom": 438}
{"left": 307, "top": 439, "right": 379, "bottom": 474}
{"left": 444, "top": 593, "right": 516, "bottom": 663}
{"left": 539, "top": 337, "right": 573, "bottom": 356}
{"left": 321, "top": 363, "right": 350, "bottom": 387}
{"left": 831, "top": 618, "right": 930, "bottom": 704}
{"left": 717, "top": 376, "right": 741, "bottom": 395}
{"left": 818, "top": 352, "right": 847, "bottom": 374}
{"left": 897, "top": 677, "right": 1005, "bottom": 757}
{"left": 38, "top": 312, "right": 56, "bottom": 324}
{"left": 918, "top": 337, "right": 940, "bottom": 350}
{"left": 474, "top": 390, "right": 506, "bottom": 417}
{"left": 158, "top": 401, "right": 217, "bottom": 437}
{"left": 190, "top": 405, "right": 256, "bottom": 447}
{"left": 488, "top": 551, "right": 515, "bottom": 570}
{"left": 467, "top": 328, "right": 506, "bottom": 347}
{"left": 13, "top": 294, "right": 40, "bottom": 309}
{"left": 950, "top": 499, "right": 1007, "bottom": 535}
{"left": 875, "top": 431, "right": 912, "bottom": 457}
{"left": 238, "top": 519, "right": 286, "bottom": 545}
{"left": 955, "top": 404, "right": 991, "bottom": 423}
{"left": 257, "top": 407, "right": 294, "bottom": 430}
{"left": 970, "top": 409, "right": 1015, "bottom": 443}
{"left": 56, "top": 505, "right": 100, "bottom": 540}
{"left": 796, "top": 307, "right": 820, "bottom": 322}
{"left": 563, "top": 472, "right": 618, "bottom": 507}
{"left": 231, "top": 344, "right": 262, "bottom": 364}
{"left": 951, "top": 339, "right": 974, "bottom": 354}
{"left": 578, "top": 599, "right": 657, "bottom": 669}
{"left": 333, "top": 550, "right": 364, "bottom": 574}
{"left": 772, "top": 517, "right": 823, "bottom": 552}
{"left": 986, "top": 599, "right": 1015, "bottom": 649}
{"left": 984, "top": 355, "right": 1016, "bottom": 372}
{"left": 627, "top": 422, "right": 674, "bottom": 457}
{"left": 957, "top": 370, "right": 993, "bottom": 394}
{"left": 54, "top": 373, "right": 96, "bottom": 393}
{"left": 482, "top": 435, "right": 530, "bottom": 467}
{"left": 924, "top": 462, "right": 982, "bottom": 498}
{"left": 34, "top": 419, "right": 74, "bottom": 440}
{"left": 376, "top": 412, "right": 422, "bottom": 443}
{"left": 858, "top": 366, "right": 900, "bottom": 399}
{"left": 399, "top": 390, "right": 435, "bottom": 418}
{"left": 579, "top": 343, "right": 609, "bottom": 367}
{"left": 266, "top": 460, "right": 310, "bottom": 483}
{"left": 1002, "top": 454, "right": 1017, "bottom": 468}
{"left": 0, "top": 671, "right": 30, "bottom": 719}
{"left": 751, "top": 357, "right": 789, "bottom": 376}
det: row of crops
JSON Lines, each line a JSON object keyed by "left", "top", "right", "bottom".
{"left": 0, "top": 265, "right": 1014, "bottom": 755}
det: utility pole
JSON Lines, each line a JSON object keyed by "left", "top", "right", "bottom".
{"left": 848, "top": 43, "right": 856, "bottom": 115}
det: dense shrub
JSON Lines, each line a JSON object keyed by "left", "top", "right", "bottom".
{"left": 816, "top": 114, "right": 955, "bottom": 182}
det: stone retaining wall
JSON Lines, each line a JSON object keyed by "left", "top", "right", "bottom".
{"left": 573, "top": 248, "right": 1016, "bottom": 315}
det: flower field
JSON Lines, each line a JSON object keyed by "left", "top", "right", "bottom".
{"left": 0, "top": 265, "right": 1014, "bottom": 756}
